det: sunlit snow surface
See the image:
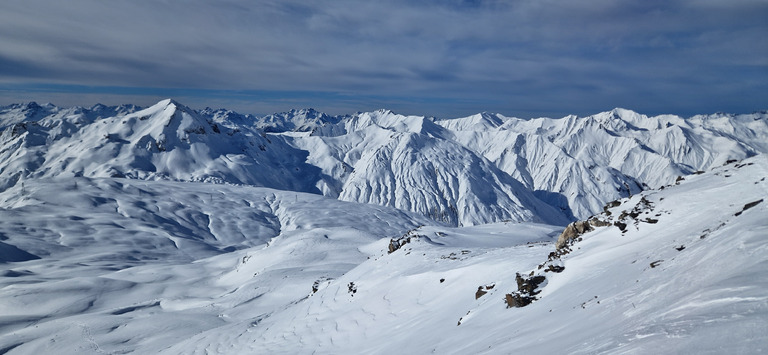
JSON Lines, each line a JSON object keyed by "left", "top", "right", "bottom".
{"left": 2, "top": 100, "right": 766, "bottom": 226}
{"left": 0, "top": 156, "right": 766, "bottom": 354}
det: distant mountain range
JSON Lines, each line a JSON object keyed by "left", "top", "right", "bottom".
{"left": 1, "top": 99, "right": 766, "bottom": 226}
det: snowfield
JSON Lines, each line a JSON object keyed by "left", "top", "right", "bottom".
{"left": 0, "top": 100, "right": 765, "bottom": 354}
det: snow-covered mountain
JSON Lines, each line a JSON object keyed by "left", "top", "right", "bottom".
{"left": 0, "top": 141, "right": 764, "bottom": 354}
{"left": 2, "top": 99, "right": 764, "bottom": 226}
{"left": 439, "top": 109, "right": 767, "bottom": 218}
{"left": 0, "top": 98, "right": 765, "bottom": 353}
{"left": 0, "top": 99, "right": 322, "bottom": 194}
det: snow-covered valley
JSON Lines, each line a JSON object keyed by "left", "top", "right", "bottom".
{"left": 0, "top": 100, "right": 766, "bottom": 354}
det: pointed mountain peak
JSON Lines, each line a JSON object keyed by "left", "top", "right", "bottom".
{"left": 123, "top": 99, "right": 213, "bottom": 137}
{"left": 150, "top": 98, "right": 193, "bottom": 113}
{"left": 140, "top": 99, "right": 198, "bottom": 117}
{"left": 24, "top": 101, "right": 41, "bottom": 110}
{"left": 90, "top": 103, "right": 108, "bottom": 111}
{"left": 609, "top": 107, "right": 641, "bottom": 118}
{"left": 158, "top": 98, "right": 178, "bottom": 106}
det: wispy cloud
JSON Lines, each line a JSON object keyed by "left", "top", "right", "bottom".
{"left": 0, "top": 0, "right": 765, "bottom": 117}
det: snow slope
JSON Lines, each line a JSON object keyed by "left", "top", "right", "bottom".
{"left": 0, "top": 177, "right": 435, "bottom": 354}
{"left": 289, "top": 110, "right": 569, "bottom": 226}
{"left": 0, "top": 153, "right": 763, "bottom": 354}
{"left": 434, "top": 109, "right": 768, "bottom": 218}
{"left": 159, "top": 155, "right": 767, "bottom": 354}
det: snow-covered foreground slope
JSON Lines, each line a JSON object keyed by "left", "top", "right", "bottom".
{"left": 0, "top": 154, "right": 765, "bottom": 353}
{"left": 161, "top": 155, "right": 768, "bottom": 354}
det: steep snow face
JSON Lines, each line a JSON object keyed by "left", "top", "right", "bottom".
{"left": 436, "top": 108, "right": 768, "bottom": 218}
{"left": 0, "top": 99, "right": 323, "bottom": 193}
{"left": 277, "top": 109, "right": 568, "bottom": 226}
{"left": 338, "top": 131, "right": 569, "bottom": 226}
{"left": 511, "top": 155, "right": 768, "bottom": 354}
{"left": 286, "top": 106, "right": 766, "bottom": 221}
{"left": 435, "top": 111, "right": 507, "bottom": 131}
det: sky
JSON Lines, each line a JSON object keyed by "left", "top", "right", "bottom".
{"left": 0, "top": 0, "right": 766, "bottom": 118}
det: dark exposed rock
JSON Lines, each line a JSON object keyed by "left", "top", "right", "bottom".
{"left": 603, "top": 200, "right": 621, "bottom": 214}
{"left": 475, "top": 284, "right": 495, "bottom": 299}
{"left": 388, "top": 236, "right": 412, "bottom": 253}
{"left": 504, "top": 273, "right": 548, "bottom": 308}
{"left": 613, "top": 196, "right": 656, "bottom": 232}
{"left": 388, "top": 227, "right": 424, "bottom": 254}
{"left": 516, "top": 273, "right": 546, "bottom": 295}
{"left": 544, "top": 264, "right": 565, "bottom": 273}
{"left": 505, "top": 293, "right": 535, "bottom": 308}
{"left": 735, "top": 199, "right": 763, "bottom": 216}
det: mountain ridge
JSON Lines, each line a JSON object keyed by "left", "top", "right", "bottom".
{"left": 1, "top": 98, "right": 765, "bottom": 226}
